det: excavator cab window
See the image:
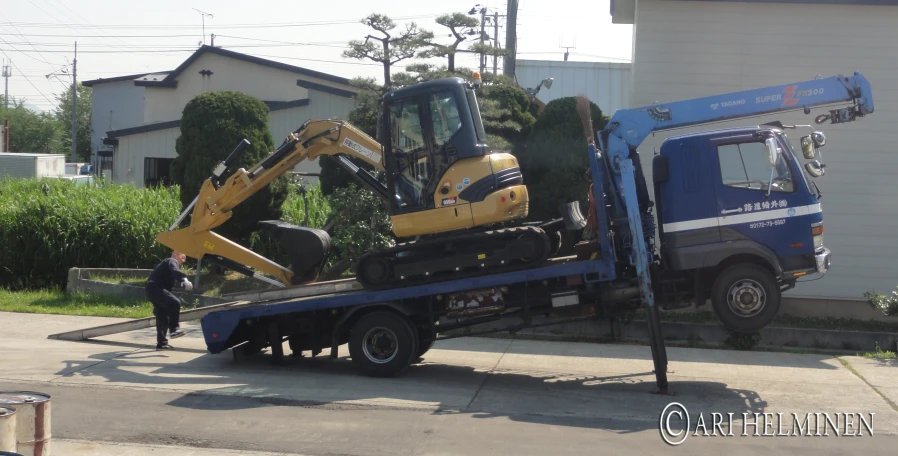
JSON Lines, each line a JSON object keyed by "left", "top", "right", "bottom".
{"left": 389, "top": 96, "right": 429, "bottom": 210}
{"left": 387, "top": 88, "right": 468, "bottom": 214}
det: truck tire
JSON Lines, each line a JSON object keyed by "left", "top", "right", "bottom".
{"left": 415, "top": 327, "right": 436, "bottom": 359}
{"left": 710, "top": 263, "right": 781, "bottom": 334}
{"left": 348, "top": 311, "right": 418, "bottom": 377}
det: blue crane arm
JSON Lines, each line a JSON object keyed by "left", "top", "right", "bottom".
{"left": 588, "top": 72, "right": 874, "bottom": 281}
{"left": 602, "top": 72, "right": 874, "bottom": 159}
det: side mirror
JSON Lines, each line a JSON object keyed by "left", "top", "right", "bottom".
{"left": 805, "top": 160, "right": 825, "bottom": 178}
{"left": 812, "top": 131, "right": 826, "bottom": 147}
{"left": 765, "top": 137, "right": 778, "bottom": 166}
{"left": 800, "top": 135, "right": 816, "bottom": 159}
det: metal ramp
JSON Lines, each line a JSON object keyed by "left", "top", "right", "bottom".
{"left": 47, "top": 277, "right": 364, "bottom": 342}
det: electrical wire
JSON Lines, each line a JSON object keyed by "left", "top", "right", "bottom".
{"left": 0, "top": 47, "right": 54, "bottom": 104}
{"left": 0, "top": 14, "right": 439, "bottom": 30}
{"left": 0, "top": 14, "right": 57, "bottom": 66}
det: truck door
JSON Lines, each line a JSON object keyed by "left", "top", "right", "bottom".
{"left": 710, "top": 132, "right": 807, "bottom": 268}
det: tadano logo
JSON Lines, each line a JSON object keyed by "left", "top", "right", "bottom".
{"left": 710, "top": 99, "right": 745, "bottom": 110}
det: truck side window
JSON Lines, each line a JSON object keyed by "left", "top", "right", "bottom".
{"left": 717, "top": 142, "right": 793, "bottom": 192}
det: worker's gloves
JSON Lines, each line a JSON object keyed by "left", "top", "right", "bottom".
{"left": 181, "top": 278, "right": 194, "bottom": 291}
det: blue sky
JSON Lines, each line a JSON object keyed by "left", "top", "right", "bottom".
{"left": 0, "top": 0, "right": 633, "bottom": 112}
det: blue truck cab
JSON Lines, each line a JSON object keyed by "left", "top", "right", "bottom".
{"left": 651, "top": 124, "right": 830, "bottom": 331}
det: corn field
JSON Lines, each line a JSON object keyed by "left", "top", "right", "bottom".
{"left": 1, "top": 176, "right": 394, "bottom": 291}
{"left": 0, "top": 177, "right": 182, "bottom": 290}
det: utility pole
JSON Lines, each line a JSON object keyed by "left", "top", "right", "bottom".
{"left": 492, "top": 12, "right": 499, "bottom": 74}
{"left": 478, "top": 7, "right": 486, "bottom": 74}
{"left": 503, "top": 0, "right": 518, "bottom": 78}
{"left": 71, "top": 42, "right": 77, "bottom": 163}
{"left": 2, "top": 59, "right": 10, "bottom": 110}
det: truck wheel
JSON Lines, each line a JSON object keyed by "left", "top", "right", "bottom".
{"left": 710, "top": 264, "right": 781, "bottom": 334}
{"left": 348, "top": 311, "right": 418, "bottom": 377}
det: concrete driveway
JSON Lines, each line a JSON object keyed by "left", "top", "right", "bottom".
{"left": 0, "top": 311, "right": 896, "bottom": 455}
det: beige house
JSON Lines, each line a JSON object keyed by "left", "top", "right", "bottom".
{"left": 611, "top": 0, "right": 898, "bottom": 301}
{"left": 83, "top": 45, "right": 360, "bottom": 187}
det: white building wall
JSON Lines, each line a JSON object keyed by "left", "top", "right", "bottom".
{"left": 630, "top": 0, "right": 898, "bottom": 300}
{"left": 515, "top": 60, "right": 632, "bottom": 115}
{"left": 268, "top": 90, "right": 358, "bottom": 182}
{"left": 113, "top": 127, "right": 179, "bottom": 186}
{"left": 88, "top": 80, "right": 146, "bottom": 155}
{"left": 141, "top": 52, "right": 356, "bottom": 124}
{"left": 114, "top": 90, "right": 357, "bottom": 188}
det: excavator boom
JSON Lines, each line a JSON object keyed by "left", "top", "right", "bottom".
{"left": 157, "top": 119, "right": 387, "bottom": 287}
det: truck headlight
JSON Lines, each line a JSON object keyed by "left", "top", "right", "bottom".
{"left": 811, "top": 222, "right": 824, "bottom": 249}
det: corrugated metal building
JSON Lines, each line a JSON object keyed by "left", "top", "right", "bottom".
{"left": 82, "top": 45, "right": 360, "bottom": 188}
{"left": 515, "top": 60, "right": 632, "bottom": 115}
{"left": 611, "top": 0, "right": 898, "bottom": 301}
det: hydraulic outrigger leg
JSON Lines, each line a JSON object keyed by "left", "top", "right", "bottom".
{"left": 619, "top": 159, "right": 670, "bottom": 394}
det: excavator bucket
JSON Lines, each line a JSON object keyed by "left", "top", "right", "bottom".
{"left": 257, "top": 220, "right": 332, "bottom": 285}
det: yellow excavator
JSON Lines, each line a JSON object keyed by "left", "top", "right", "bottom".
{"left": 157, "top": 73, "right": 578, "bottom": 290}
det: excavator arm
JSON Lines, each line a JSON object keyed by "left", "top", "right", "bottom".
{"left": 156, "top": 119, "right": 387, "bottom": 287}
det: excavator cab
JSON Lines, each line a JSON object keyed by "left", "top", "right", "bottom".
{"left": 381, "top": 77, "right": 489, "bottom": 212}
{"left": 374, "top": 75, "right": 529, "bottom": 239}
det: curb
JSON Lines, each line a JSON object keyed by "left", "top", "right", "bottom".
{"left": 445, "top": 316, "right": 898, "bottom": 352}
{"left": 65, "top": 267, "right": 229, "bottom": 308}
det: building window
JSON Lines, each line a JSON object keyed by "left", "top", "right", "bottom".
{"left": 144, "top": 157, "right": 174, "bottom": 188}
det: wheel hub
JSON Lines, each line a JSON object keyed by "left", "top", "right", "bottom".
{"left": 362, "top": 327, "right": 398, "bottom": 364}
{"left": 727, "top": 279, "right": 766, "bottom": 317}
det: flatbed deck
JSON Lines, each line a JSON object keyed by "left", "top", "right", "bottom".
{"left": 200, "top": 256, "right": 608, "bottom": 352}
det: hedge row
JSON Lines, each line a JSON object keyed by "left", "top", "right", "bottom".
{"left": 0, "top": 177, "right": 390, "bottom": 291}
{"left": 0, "top": 177, "right": 182, "bottom": 290}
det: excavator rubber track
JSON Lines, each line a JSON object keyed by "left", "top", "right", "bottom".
{"left": 355, "top": 225, "right": 553, "bottom": 290}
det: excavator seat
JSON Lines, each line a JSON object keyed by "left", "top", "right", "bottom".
{"left": 257, "top": 220, "right": 332, "bottom": 285}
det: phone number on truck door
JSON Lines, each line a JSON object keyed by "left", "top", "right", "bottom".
{"left": 750, "top": 219, "right": 786, "bottom": 229}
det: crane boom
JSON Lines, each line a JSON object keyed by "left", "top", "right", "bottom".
{"left": 603, "top": 72, "right": 873, "bottom": 159}
{"left": 596, "top": 72, "right": 875, "bottom": 226}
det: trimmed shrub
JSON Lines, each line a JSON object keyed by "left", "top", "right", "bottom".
{"left": 0, "top": 177, "right": 181, "bottom": 290}
{"left": 517, "top": 97, "right": 608, "bottom": 221}
{"left": 169, "top": 90, "right": 289, "bottom": 247}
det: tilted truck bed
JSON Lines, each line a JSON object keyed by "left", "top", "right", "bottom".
{"left": 200, "top": 256, "right": 607, "bottom": 354}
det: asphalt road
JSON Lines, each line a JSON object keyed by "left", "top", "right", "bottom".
{"left": 1, "top": 312, "right": 896, "bottom": 455}
{"left": 2, "top": 380, "right": 896, "bottom": 456}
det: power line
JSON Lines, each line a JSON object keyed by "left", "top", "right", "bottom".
{"left": 0, "top": 41, "right": 348, "bottom": 49}
{"left": 0, "top": 15, "right": 440, "bottom": 30}
{"left": 0, "top": 32, "right": 209, "bottom": 38}
{"left": 46, "top": 0, "right": 146, "bottom": 53}
{"left": 0, "top": 12, "right": 57, "bottom": 66}
{"left": 0, "top": 47, "right": 54, "bottom": 104}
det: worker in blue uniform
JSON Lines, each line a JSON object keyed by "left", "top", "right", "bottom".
{"left": 145, "top": 251, "right": 193, "bottom": 350}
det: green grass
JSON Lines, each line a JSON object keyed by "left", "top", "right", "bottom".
{"left": 0, "top": 288, "right": 154, "bottom": 318}
{"left": 0, "top": 176, "right": 182, "bottom": 291}
{"left": 861, "top": 344, "right": 898, "bottom": 360}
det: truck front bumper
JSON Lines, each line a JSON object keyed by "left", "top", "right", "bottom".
{"left": 815, "top": 247, "right": 831, "bottom": 274}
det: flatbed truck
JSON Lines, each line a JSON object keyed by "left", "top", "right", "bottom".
{"left": 196, "top": 73, "right": 874, "bottom": 393}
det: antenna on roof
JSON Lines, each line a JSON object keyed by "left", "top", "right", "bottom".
{"left": 192, "top": 8, "right": 214, "bottom": 46}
